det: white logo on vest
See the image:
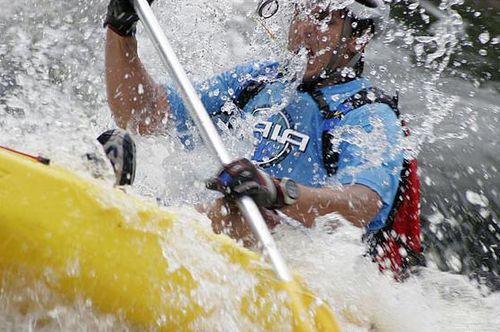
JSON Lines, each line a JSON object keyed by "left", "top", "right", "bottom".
{"left": 252, "top": 108, "right": 310, "bottom": 167}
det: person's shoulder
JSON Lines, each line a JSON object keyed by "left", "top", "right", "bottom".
{"left": 341, "top": 102, "right": 398, "bottom": 127}
{"left": 229, "top": 60, "right": 281, "bottom": 79}
{"left": 345, "top": 80, "right": 399, "bottom": 122}
{"left": 196, "top": 61, "right": 278, "bottom": 90}
{"left": 334, "top": 83, "right": 399, "bottom": 133}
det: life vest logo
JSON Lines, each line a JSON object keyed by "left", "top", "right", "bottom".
{"left": 251, "top": 108, "right": 310, "bottom": 167}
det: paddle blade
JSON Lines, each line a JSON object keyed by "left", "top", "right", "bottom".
{"left": 283, "top": 280, "right": 341, "bottom": 332}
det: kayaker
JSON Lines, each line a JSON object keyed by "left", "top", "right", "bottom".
{"left": 102, "top": 0, "right": 425, "bottom": 276}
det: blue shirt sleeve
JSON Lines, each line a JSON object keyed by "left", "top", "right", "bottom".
{"left": 329, "top": 103, "right": 404, "bottom": 232}
{"left": 164, "top": 61, "right": 280, "bottom": 148}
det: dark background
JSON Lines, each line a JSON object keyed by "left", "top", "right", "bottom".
{"left": 393, "top": 0, "right": 500, "bottom": 290}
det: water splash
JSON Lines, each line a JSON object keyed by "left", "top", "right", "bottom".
{"left": 0, "top": 0, "right": 499, "bottom": 330}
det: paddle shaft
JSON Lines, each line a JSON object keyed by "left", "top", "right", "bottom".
{"left": 133, "top": 0, "right": 292, "bottom": 282}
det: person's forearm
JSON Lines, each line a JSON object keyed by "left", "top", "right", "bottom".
{"left": 105, "top": 28, "right": 168, "bottom": 134}
{"left": 280, "top": 184, "right": 382, "bottom": 228}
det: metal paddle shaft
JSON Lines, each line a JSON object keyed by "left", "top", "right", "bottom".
{"left": 133, "top": 0, "right": 292, "bottom": 282}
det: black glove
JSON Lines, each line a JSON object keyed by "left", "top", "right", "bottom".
{"left": 206, "top": 158, "right": 299, "bottom": 209}
{"left": 104, "top": 0, "right": 154, "bottom": 37}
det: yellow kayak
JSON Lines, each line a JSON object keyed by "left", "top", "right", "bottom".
{"left": 0, "top": 147, "right": 340, "bottom": 331}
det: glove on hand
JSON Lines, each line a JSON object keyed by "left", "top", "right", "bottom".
{"left": 206, "top": 158, "right": 297, "bottom": 209}
{"left": 104, "top": 0, "right": 154, "bottom": 37}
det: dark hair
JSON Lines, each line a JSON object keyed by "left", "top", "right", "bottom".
{"left": 337, "top": 8, "right": 375, "bottom": 38}
{"left": 349, "top": 15, "right": 375, "bottom": 37}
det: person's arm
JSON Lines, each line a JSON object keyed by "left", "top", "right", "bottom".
{"left": 104, "top": 0, "right": 167, "bottom": 135}
{"left": 280, "top": 184, "right": 381, "bottom": 228}
{"left": 105, "top": 30, "right": 168, "bottom": 135}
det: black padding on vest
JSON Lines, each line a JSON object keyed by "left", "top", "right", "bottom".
{"left": 234, "top": 80, "right": 266, "bottom": 109}
{"left": 309, "top": 89, "right": 333, "bottom": 118}
{"left": 322, "top": 131, "right": 340, "bottom": 176}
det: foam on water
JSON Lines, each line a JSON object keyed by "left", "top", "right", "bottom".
{"left": 273, "top": 217, "right": 500, "bottom": 331}
{"left": 1, "top": 0, "right": 499, "bottom": 330}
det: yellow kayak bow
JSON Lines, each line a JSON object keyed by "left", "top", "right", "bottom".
{"left": 0, "top": 147, "right": 340, "bottom": 331}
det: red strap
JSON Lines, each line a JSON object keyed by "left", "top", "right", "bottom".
{"left": 373, "top": 159, "right": 422, "bottom": 277}
{"left": 0, "top": 145, "right": 50, "bottom": 165}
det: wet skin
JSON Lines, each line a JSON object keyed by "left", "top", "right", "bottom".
{"left": 288, "top": 6, "right": 360, "bottom": 83}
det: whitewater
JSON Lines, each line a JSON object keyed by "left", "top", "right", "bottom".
{"left": 0, "top": 0, "right": 499, "bottom": 331}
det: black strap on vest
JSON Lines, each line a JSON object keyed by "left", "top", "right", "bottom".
{"left": 309, "top": 87, "right": 400, "bottom": 176}
{"left": 310, "top": 87, "right": 410, "bottom": 235}
{"left": 234, "top": 80, "right": 267, "bottom": 110}
{"left": 309, "top": 87, "right": 400, "bottom": 119}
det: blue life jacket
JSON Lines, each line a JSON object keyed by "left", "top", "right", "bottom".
{"left": 232, "top": 76, "right": 404, "bottom": 232}
{"left": 237, "top": 79, "right": 381, "bottom": 187}
{"left": 234, "top": 78, "right": 425, "bottom": 273}
{"left": 167, "top": 63, "right": 404, "bottom": 232}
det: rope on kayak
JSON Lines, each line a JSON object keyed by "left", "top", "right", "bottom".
{"left": 0, "top": 145, "right": 50, "bottom": 165}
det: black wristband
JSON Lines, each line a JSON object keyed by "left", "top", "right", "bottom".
{"left": 104, "top": 0, "right": 154, "bottom": 37}
{"left": 104, "top": 12, "right": 139, "bottom": 37}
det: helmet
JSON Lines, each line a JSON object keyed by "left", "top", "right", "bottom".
{"left": 339, "top": 0, "right": 390, "bottom": 36}
{"left": 257, "top": 0, "right": 390, "bottom": 36}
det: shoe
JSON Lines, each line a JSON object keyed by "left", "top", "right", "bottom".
{"left": 97, "top": 129, "right": 136, "bottom": 186}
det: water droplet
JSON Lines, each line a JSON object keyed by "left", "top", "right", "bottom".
{"left": 408, "top": 2, "right": 419, "bottom": 10}
{"left": 478, "top": 32, "right": 490, "bottom": 44}
{"left": 465, "top": 190, "right": 489, "bottom": 207}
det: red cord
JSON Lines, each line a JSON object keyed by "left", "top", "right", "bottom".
{"left": 0, "top": 145, "right": 50, "bottom": 165}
